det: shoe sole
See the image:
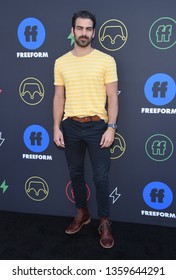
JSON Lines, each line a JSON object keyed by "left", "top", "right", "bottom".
{"left": 65, "top": 218, "right": 91, "bottom": 234}
{"left": 100, "top": 239, "right": 114, "bottom": 249}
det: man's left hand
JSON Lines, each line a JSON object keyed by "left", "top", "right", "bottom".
{"left": 100, "top": 128, "right": 115, "bottom": 148}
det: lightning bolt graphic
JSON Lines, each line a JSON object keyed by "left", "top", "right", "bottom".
{"left": 0, "top": 132, "right": 5, "bottom": 146}
{"left": 0, "top": 180, "right": 9, "bottom": 193}
{"left": 67, "top": 33, "right": 75, "bottom": 45}
{"left": 109, "top": 187, "right": 121, "bottom": 204}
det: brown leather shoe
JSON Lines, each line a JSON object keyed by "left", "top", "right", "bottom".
{"left": 65, "top": 207, "right": 91, "bottom": 234}
{"left": 98, "top": 218, "right": 114, "bottom": 248}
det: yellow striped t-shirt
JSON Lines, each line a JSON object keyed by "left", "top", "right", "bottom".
{"left": 54, "top": 49, "right": 118, "bottom": 122}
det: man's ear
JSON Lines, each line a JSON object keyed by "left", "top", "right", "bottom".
{"left": 71, "top": 27, "right": 74, "bottom": 37}
{"left": 92, "top": 29, "right": 95, "bottom": 38}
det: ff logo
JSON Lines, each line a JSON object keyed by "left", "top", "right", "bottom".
{"left": 110, "top": 133, "right": 126, "bottom": 159}
{"left": 98, "top": 19, "right": 128, "bottom": 51}
{"left": 25, "top": 176, "right": 49, "bottom": 201}
{"left": 19, "top": 77, "right": 44, "bottom": 105}
{"left": 149, "top": 17, "right": 176, "bottom": 50}
{"left": 144, "top": 73, "right": 176, "bottom": 106}
{"left": 17, "top": 17, "right": 46, "bottom": 49}
{"left": 145, "top": 134, "right": 174, "bottom": 161}
{"left": 23, "top": 125, "right": 49, "bottom": 153}
{"left": 143, "top": 181, "right": 173, "bottom": 210}
{"left": 65, "top": 181, "right": 90, "bottom": 203}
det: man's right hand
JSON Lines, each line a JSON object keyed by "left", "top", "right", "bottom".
{"left": 54, "top": 128, "right": 65, "bottom": 148}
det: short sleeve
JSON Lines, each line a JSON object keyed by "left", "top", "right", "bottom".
{"left": 54, "top": 59, "right": 64, "bottom": 86}
{"left": 104, "top": 56, "right": 118, "bottom": 84}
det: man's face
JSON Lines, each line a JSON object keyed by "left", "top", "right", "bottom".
{"left": 72, "top": 18, "right": 95, "bottom": 47}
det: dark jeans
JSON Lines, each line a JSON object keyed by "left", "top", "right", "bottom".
{"left": 62, "top": 118, "right": 110, "bottom": 218}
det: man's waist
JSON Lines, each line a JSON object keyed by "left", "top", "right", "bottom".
{"left": 69, "top": 115, "right": 101, "bottom": 123}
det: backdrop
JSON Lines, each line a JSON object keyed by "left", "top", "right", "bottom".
{"left": 0, "top": 0, "right": 176, "bottom": 227}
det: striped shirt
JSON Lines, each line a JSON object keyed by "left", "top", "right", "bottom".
{"left": 54, "top": 49, "right": 118, "bottom": 121}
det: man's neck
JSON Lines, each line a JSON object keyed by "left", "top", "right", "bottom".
{"left": 71, "top": 45, "right": 94, "bottom": 57}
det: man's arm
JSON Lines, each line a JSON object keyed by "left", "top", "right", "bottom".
{"left": 100, "top": 81, "right": 118, "bottom": 148}
{"left": 53, "top": 85, "right": 65, "bottom": 147}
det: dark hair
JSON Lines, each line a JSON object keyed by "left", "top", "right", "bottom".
{"left": 72, "top": 10, "right": 96, "bottom": 29}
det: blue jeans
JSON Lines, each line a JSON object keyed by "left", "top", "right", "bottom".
{"left": 62, "top": 118, "right": 110, "bottom": 218}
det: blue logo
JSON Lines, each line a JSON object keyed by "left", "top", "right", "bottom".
{"left": 23, "top": 125, "right": 49, "bottom": 152}
{"left": 143, "top": 181, "right": 173, "bottom": 210}
{"left": 144, "top": 73, "right": 176, "bottom": 106}
{"left": 17, "top": 18, "right": 46, "bottom": 50}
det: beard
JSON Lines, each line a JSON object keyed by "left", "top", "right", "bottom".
{"left": 74, "top": 35, "right": 93, "bottom": 47}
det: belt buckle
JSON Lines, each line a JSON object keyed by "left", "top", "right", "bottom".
{"left": 84, "top": 117, "right": 91, "bottom": 122}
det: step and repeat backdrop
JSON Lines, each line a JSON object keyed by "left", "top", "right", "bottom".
{"left": 0, "top": 0, "right": 176, "bottom": 227}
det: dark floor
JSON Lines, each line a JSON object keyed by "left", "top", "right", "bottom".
{"left": 0, "top": 211, "right": 176, "bottom": 260}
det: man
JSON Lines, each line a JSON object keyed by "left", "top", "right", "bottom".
{"left": 53, "top": 10, "right": 118, "bottom": 249}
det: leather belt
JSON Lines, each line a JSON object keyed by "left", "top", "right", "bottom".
{"left": 69, "top": 115, "right": 101, "bottom": 123}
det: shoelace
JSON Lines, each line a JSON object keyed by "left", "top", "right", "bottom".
{"left": 98, "top": 220, "right": 112, "bottom": 232}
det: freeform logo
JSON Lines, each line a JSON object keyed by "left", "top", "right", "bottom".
{"left": 142, "top": 73, "right": 176, "bottom": 114}
{"left": 145, "top": 134, "right": 174, "bottom": 161}
{"left": 17, "top": 17, "right": 48, "bottom": 58}
{"left": 25, "top": 176, "right": 49, "bottom": 201}
{"left": 19, "top": 77, "right": 44, "bottom": 105}
{"left": 143, "top": 181, "right": 173, "bottom": 210}
{"left": 144, "top": 73, "right": 175, "bottom": 105}
{"left": 23, "top": 124, "right": 49, "bottom": 153}
{"left": 23, "top": 124, "right": 52, "bottom": 161}
{"left": 149, "top": 17, "right": 176, "bottom": 50}
{"left": 98, "top": 19, "right": 128, "bottom": 51}
{"left": 110, "top": 133, "right": 126, "bottom": 159}
{"left": 65, "top": 181, "right": 90, "bottom": 204}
